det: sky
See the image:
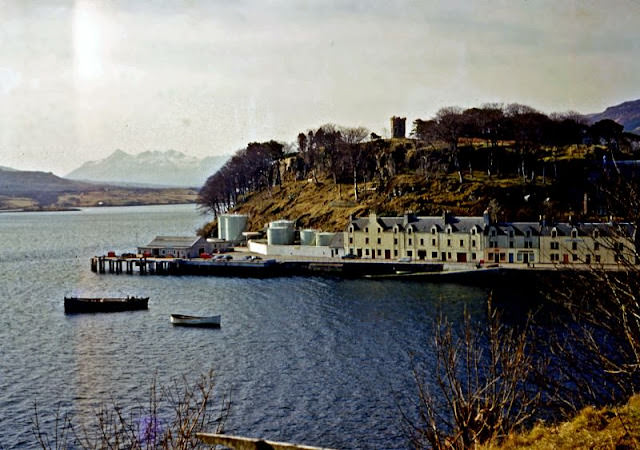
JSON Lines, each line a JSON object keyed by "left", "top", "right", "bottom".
{"left": 1, "top": 0, "right": 639, "bottom": 176}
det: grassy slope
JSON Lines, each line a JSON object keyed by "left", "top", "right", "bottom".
{"left": 484, "top": 395, "right": 640, "bottom": 449}
{"left": 218, "top": 172, "right": 564, "bottom": 234}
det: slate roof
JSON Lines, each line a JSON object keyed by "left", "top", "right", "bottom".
{"left": 142, "top": 236, "right": 202, "bottom": 248}
{"left": 347, "top": 215, "right": 486, "bottom": 233}
{"left": 329, "top": 232, "right": 344, "bottom": 249}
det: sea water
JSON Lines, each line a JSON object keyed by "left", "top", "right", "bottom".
{"left": 0, "top": 204, "right": 487, "bottom": 449}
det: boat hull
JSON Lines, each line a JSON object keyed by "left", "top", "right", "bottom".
{"left": 64, "top": 297, "right": 149, "bottom": 314}
{"left": 170, "top": 314, "right": 221, "bottom": 328}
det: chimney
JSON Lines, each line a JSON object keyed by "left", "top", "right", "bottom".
{"left": 483, "top": 209, "right": 491, "bottom": 226}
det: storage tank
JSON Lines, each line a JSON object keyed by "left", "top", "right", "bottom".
{"left": 224, "top": 214, "right": 248, "bottom": 242}
{"left": 267, "top": 226, "right": 294, "bottom": 245}
{"left": 270, "top": 219, "right": 295, "bottom": 230}
{"left": 315, "top": 232, "right": 335, "bottom": 247}
{"left": 300, "top": 229, "right": 316, "bottom": 246}
{"left": 217, "top": 215, "right": 227, "bottom": 240}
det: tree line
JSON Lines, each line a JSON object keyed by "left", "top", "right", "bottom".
{"left": 198, "top": 102, "right": 636, "bottom": 217}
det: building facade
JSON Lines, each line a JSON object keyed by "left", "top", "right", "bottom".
{"left": 345, "top": 213, "right": 637, "bottom": 267}
{"left": 345, "top": 213, "right": 487, "bottom": 263}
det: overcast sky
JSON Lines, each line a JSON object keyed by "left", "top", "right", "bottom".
{"left": 1, "top": 0, "right": 639, "bottom": 175}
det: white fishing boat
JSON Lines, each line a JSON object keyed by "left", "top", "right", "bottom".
{"left": 170, "top": 314, "right": 221, "bottom": 328}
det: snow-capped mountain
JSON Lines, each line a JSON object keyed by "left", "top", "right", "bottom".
{"left": 66, "top": 150, "right": 229, "bottom": 187}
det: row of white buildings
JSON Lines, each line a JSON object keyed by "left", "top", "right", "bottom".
{"left": 137, "top": 212, "right": 638, "bottom": 268}
{"left": 345, "top": 212, "right": 638, "bottom": 266}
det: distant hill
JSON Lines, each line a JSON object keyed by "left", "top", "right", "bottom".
{"left": 0, "top": 167, "right": 196, "bottom": 210}
{"left": 587, "top": 99, "right": 640, "bottom": 134}
{"left": 66, "top": 150, "right": 229, "bottom": 187}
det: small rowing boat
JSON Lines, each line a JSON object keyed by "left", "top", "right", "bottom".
{"left": 170, "top": 314, "right": 221, "bottom": 328}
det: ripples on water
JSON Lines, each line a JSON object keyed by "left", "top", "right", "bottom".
{"left": 0, "top": 205, "right": 488, "bottom": 449}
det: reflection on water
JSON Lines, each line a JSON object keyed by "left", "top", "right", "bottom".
{"left": 0, "top": 205, "right": 489, "bottom": 449}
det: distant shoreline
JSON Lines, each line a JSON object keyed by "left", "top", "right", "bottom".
{"left": 0, "top": 202, "right": 197, "bottom": 213}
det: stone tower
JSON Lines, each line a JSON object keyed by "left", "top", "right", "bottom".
{"left": 390, "top": 116, "right": 406, "bottom": 138}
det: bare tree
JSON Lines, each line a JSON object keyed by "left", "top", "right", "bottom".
{"left": 404, "top": 297, "right": 541, "bottom": 449}
{"left": 32, "top": 371, "right": 229, "bottom": 449}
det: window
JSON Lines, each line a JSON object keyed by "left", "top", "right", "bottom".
{"left": 572, "top": 242, "right": 577, "bottom": 251}
{"left": 432, "top": 238, "right": 436, "bottom": 246}
{"left": 571, "top": 230, "right": 577, "bottom": 238}
{"left": 377, "top": 238, "right": 381, "bottom": 245}
{"left": 472, "top": 240, "right": 476, "bottom": 247}
{"left": 550, "top": 241, "right": 559, "bottom": 250}
{"left": 407, "top": 250, "right": 412, "bottom": 257}
{"left": 572, "top": 254, "right": 578, "bottom": 261}
{"left": 509, "top": 241, "right": 514, "bottom": 248}
{"left": 471, "top": 253, "right": 476, "bottom": 260}
{"left": 491, "top": 229, "right": 496, "bottom": 237}
{"left": 446, "top": 227, "right": 451, "bottom": 235}
{"left": 394, "top": 238, "right": 398, "bottom": 245}
{"left": 394, "top": 250, "right": 398, "bottom": 257}
{"left": 365, "top": 248, "right": 369, "bottom": 256}
{"left": 500, "top": 253, "right": 506, "bottom": 261}
{"left": 408, "top": 228, "right": 412, "bottom": 234}
{"left": 594, "top": 242, "right": 600, "bottom": 251}
{"left": 551, "top": 230, "right": 557, "bottom": 238}
{"left": 447, "top": 239, "right": 451, "bottom": 247}
{"left": 394, "top": 228, "right": 397, "bottom": 234}
{"left": 447, "top": 252, "right": 451, "bottom": 259}
{"left": 377, "top": 249, "right": 381, "bottom": 256}
{"left": 420, "top": 238, "right": 424, "bottom": 246}
{"left": 431, "top": 228, "right": 436, "bottom": 235}
{"left": 365, "top": 238, "right": 369, "bottom": 244}
{"left": 459, "top": 240, "right": 464, "bottom": 247}
{"left": 525, "top": 241, "right": 533, "bottom": 249}
{"left": 365, "top": 227, "right": 368, "bottom": 233}
{"left": 378, "top": 228, "right": 381, "bottom": 233}
{"left": 408, "top": 238, "right": 412, "bottom": 245}
{"left": 432, "top": 252, "right": 438, "bottom": 258}
{"left": 471, "top": 229, "right": 476, "bottom": 235}
{"left": 349, "top": 237, "right": 353, "bottom": 244}
{"left": 509, "top": 230, "right": 514, "bottom": 238}
{"left": 595, "top": 255, "right": 601, "bottom": 263}
{"left": 526, "top": 230, "right": 531, "bottom": 238}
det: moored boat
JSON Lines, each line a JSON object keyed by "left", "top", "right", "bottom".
{"left": 64, "top": 296, "right": 149, "bottom": 314}
{"left": 170, "top": 314, "right": 221, "bottom": 327}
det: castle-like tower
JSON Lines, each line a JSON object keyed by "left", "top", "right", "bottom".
{"left": 390, "top": 116, "right": 406, "bottom": 138}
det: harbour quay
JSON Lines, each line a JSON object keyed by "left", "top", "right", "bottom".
{"left": 90, "top": 253, "right": 450, "bottom": 279}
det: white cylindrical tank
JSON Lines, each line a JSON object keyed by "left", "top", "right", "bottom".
{"left": 225, "top": 214, "right": 248, "bottom": 242}
{"left": 316, "top": 232, "right": 335, "bottom": 247}
{"left": 217, "top": 215, "right": 228, "bottom": 240}
{"left": 270, "top": 219, "right": 295, "bottom": 230}
{"left": 300, "top": 229, "right": 316, "bottom": 246}
{"left": 267, "top": 226, "right": 294, "bottom": 245}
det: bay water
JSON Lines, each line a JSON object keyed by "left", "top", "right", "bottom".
{"left": 0, "top": 204, "right": 488, "bottom": 448}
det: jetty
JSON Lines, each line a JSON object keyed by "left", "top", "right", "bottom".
{"left": 89, "top": 252, "right": 559, "bottom": 287}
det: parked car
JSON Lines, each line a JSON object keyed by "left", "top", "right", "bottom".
{"left": 341, "top": 253, "right": 358, "bottom": 259}
{"left": 397, "top": 257, "right": 411, "bottom": 262}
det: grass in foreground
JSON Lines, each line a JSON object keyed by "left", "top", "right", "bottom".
{"left": 483, "top": 395, "right": 640, "bottom": 449}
